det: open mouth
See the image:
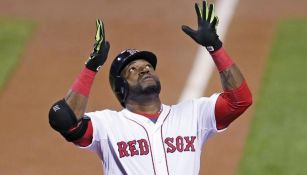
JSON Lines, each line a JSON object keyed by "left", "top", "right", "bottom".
{"left": 141, "top": 74, "right": 154, "bottom": 81}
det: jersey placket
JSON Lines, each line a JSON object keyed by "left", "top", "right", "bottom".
{"left": 122, "top": 106, "right": 171, "bottom": 175}
{"left": 149, "top": 125, "right": 169, "bottom": 175}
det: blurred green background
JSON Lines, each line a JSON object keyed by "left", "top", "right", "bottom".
{"left": 238, "top": 19, "right": 307, "bottom": 175}
{"left": 0, "top": 18, "right": 35, "bottom": 92}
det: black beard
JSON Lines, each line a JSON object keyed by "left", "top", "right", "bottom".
{"left": 128, "top": 79, "right": 161, "bottom": 96}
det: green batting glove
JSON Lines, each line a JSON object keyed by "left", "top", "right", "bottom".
{"left": 85, "top": 19, "right": 110, "bottom": 72}
{"left": 182, "top": 0, "right": 222, "bottom": 52}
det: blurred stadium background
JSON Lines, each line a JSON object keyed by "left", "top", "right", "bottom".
{"left": 0, "top": 0, "right": 307, "bottom": 175}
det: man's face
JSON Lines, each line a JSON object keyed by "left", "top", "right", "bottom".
{"left": 121, "top": 59, "right": 161, "bottom": 95}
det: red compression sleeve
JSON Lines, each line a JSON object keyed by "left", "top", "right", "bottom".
{"left": 211, "top": 47, "right": 234, "bottom": 72}
{"left": 215, "top": 81, "right": 253, "bottom": 130}
{"left": 71, "top": 67, "right": 96, "bottom": 96}
{"left": 72, "top": 120, "right": 93, "bottom": 147}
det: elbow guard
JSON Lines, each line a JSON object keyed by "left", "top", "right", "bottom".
{"left": 61, "top": 117, "right": 90, "bottom": 142}
{"left": 49, "top": 99, "right": 78, "bottom": 133}
{"left": 49, "top": 99, "right": 90, "bottom": 142}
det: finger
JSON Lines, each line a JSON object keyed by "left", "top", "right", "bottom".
{"left": 95, "top": 20, "right": 102, "bottom": 42}
{"left": 194, "top": 3, "right": 202, "bottom": 25}
{"left": 98, "top": 19, "right": 102, "bottom": 27}
{"left": 96, "top": 19, "right": 100, "bottom": 28}
{"left": 203, "top": 0, "right": 208, "bottom": 20}
{"left": 181, "top": 25, "right": 197, "bottom": 40}
{"left": 98, "top": 19, "right": 103, "bottom": 32}
{"left": 208, "top": 4, "right": 215, "bottom": 23}
{"left": 94, "top": 19, "right": 103, "bottom": 51}
{"left": 100, "top": 20, "right": 106, "bottom": 42}
{"left": 97, "top": 19, "right": 103, "bottom": 36}
{"left": 212, "top": 16, "right": 219, "bottom": 28}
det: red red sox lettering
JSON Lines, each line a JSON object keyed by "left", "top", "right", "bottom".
{"left": 117, "top": 136, "right": 196, "bottom": 158}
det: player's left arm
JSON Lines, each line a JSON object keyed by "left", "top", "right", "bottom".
{"left": 182, "top": 0, "right": 252, "bottom": 130}
{"left": 212, "top": 50, "right": 252, "bottom": 130}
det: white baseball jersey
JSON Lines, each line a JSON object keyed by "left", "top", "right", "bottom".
{"left": 80, "top": 93, "right": 223, "bottom": 175}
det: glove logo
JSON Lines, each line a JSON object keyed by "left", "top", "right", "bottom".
{"left": 96, "top": 65, "right": 102, "bottom": 71}
{"left": 206, "top": 46, "right": 214, "bottom": 52}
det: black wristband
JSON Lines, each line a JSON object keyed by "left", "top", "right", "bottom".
{"left": 206, "top": 38, "right": 222, "bottom": 52}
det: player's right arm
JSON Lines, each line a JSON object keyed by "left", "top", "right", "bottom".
{"left": 48, "top": 19, "right": 110, "bottom": 144}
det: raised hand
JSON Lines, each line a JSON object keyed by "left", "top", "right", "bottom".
{"left": 182, "top": 1, "right": 222, "bottom": 52}
{"left": 85, "top": 19, "right": 110, "bottom": 72}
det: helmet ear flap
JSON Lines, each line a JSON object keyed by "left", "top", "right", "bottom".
{"left": 113, "top": 76, "right": 129, "bottom": 107}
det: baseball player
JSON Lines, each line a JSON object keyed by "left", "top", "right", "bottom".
{"left": 49, "top": 1, "right": 252, "bottom": 174}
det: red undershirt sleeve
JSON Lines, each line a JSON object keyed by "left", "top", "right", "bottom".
{"left": 215, "top": 81, "right": 253, "bottom": 130}
{"left": 72, "top": 120, "right": 93, "bottom": 147}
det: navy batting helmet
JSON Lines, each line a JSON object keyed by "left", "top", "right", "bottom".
{"left": 109, "top": 49, "right": 157, "bottom": 107}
